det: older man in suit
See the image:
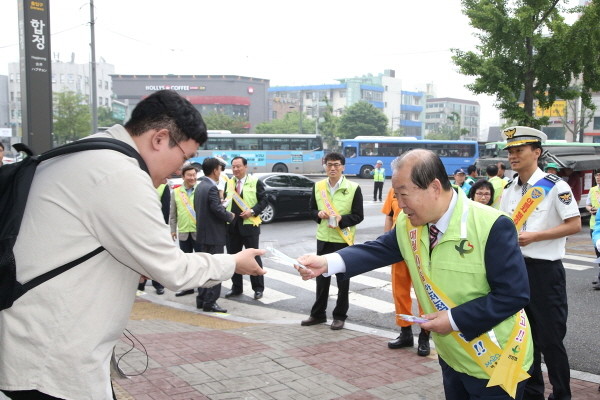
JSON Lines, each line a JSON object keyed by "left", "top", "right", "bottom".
{"left": 194, "top": 157, "right": 236, "bottom": 313}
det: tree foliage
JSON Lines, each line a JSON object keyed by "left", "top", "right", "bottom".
{"left": 255, "top": 111, "right": 314, "bottom": 134}
{"left": 337, "top": 101, "right": 388, "bottom": 139}
{"left": 319, "top": 97, "right": 339, "bottom": 150}
{"left": 202, "top": 112, "right": 248, "bottom": 133}
{"left": 53, "top": 91, "right": 91, "bottom": 144}
{"left": 97, "top": 106, "right": 123, "bottom": 127}
{"left": 427, "top": 112, "right": 470, "bottom": 140}
{"left": 452, "top": 0, "right": 600, "bottom": 128}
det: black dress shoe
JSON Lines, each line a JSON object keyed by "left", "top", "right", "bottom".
{"left": 301, "top": 316, "right": 327, "bottom": 326}
{"left": 156, "top": 288, "right": 164, "bottom": 295}
{"left": 254, "top": 291, "right": 263, "bottom": 300}
{"left": 388, "top": 327, "right": 414, "bottom": 349}
{"left": 330, "top": 319, "right": 345, "bottom": 330}
{"left": 417, "top": 330, "right": 431, "bottom": 356}
{"left": 175, "top": 289, "right": 195, "bottom": 297}
{"left": 225, "top": 290, "right": 242, "bottom": 298}
{"left": 203, "top": 303, "right": 227, "bottom": 313}
{"left": 196, "top": 300, "right": 203, "bottom": 309}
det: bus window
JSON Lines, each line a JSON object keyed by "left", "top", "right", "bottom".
{"left": 205, "top": 138, "right": 234, "bottom": 150}
{"left": 290, "top": 138, "right": 308, "bottom": 150}
{"left": 344, "top": 146, "right": 357, "bottom": 158}
{"left": 236, "top": 138, "right": 259, "bottom": 150}
{"left": 262, "top": 138, "right": 290, "bottom": 150}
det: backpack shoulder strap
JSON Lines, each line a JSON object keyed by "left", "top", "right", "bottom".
{"left": 39, "top": 137, "right": 149, "bottom": 174}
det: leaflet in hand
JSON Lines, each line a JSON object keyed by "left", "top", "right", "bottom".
{"left": 265, "top": 247, "right": 307, "bottom": 270}
{"left": 397, "top": 314, "right": 429, "bottom": 324}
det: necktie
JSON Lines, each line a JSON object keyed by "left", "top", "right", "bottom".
{"left": 521, "top": 182, "right": 529, "bottom": 196}
{"left": 429, "top": 224, "right": 440, "bottom": 250}
{"left": 236, "top": 179, "right": 242, "bottom": 194}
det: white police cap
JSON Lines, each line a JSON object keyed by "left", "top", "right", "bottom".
{"left": 501, "top": 126, "right": 547, "bottom": 149}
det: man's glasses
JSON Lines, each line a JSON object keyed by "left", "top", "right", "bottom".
{"left": 168, "top": 132, "right": 191, "bottom": 163}
{"left": 326, "top": 163, "right": 343, "bottom": 168}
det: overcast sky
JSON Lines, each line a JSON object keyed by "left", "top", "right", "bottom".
{"left": 0, "top": 0, "right": 583, "bottom": 134}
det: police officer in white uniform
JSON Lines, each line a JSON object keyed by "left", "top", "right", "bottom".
{"left": 499, "top": 126, "right": 581, "bottom": 400}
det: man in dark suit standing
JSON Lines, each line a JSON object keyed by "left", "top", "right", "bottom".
{"left": 296, "top": 149, "right": 533, "bottom": 400}
{"left": 194, "top": 157, "right": 236, "bottom": 313}
{"left": 224, "top": 156, "right": 268, "bottom": 300}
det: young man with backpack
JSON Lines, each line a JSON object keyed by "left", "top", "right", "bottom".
{"left": 0, "top": 90, "right": 265, "bottom": 400}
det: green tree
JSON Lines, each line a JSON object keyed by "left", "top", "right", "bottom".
{"left": 319, "top": 98, "right": 339, "bottom": 150}
{"left": 202, "top": 112, "right": 248, "bottom": 133}
{"left": 53, "top": 91, "right": 91, "bottom": 144}
{"left": 255, "top": 111, "right": 311, "bottom": 134}
{"left": 452, "top": 0, "right": 600, "bottom": 128}
{"left": 337, "top": 101, "right": 388, "bottom": 139}
{"left": 97, "top": 106, "right": 123, "bottom": 127}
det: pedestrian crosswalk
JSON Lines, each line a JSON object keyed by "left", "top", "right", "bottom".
{"left": 221, "top": 253, "right": 596, "bottom": 311}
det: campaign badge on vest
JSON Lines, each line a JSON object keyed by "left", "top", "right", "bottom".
{"left": 530, "top": 188, "right": 543, "bottom": 199}
{"left": 558, "top": 192, "right": 572, "bottom": 205}
{"left": 455, "top": 239, "right": 474, "bottom": 258}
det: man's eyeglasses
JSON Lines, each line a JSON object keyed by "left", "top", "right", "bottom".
{"left": 168, "top": 132, "right": 191, "bottom": 163}
{"left": 326, "top": 163, "right": 343, "bottom": 168}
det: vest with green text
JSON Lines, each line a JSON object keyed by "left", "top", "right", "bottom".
{"left": 395, "top": 191, "right": 532, "bottom": 378}
{"left": 226, "top": 175, "right": 259, "bottom": 225}
{"left": 373, "top": 168, "right": 385, "bottom": 182}
{"left": 314, "top": 177, "right": 359, "bottom": 243}
{"left": 174, "top": 185, "right": 196, "bottom": 233}
{"left": 589, "top": 186, "right": 600, "bottom": 228}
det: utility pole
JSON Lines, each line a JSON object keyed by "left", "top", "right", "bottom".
{"left": 90, "top": 0, "right": 98, "bottom": 133}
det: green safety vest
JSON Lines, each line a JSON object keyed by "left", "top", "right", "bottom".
{"left": 395, "top": 191, "right": 533, "bottom": 379}
{"left": 226, "top": 175, "right": 259, "bottom": 225}
{"left": 173, "top": 185, "right": 196, "bottom": 233}
{"left": 373, "top": 168, "right": 385, "bottom": 182}
{"left": 314, "top": 177, "right": 358, "bottom": 243}
{"left": 590, "top": 186, "right": 600, "bottom": 228}
{"left": 488, "top": 176, "right": 507, "bottom": 209}
{"left": 156, "top": 183, "right": 167, "bottom": 198}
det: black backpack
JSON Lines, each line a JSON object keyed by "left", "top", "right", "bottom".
{"left": 0, "top": 137, "right": 149, "bottom": 310}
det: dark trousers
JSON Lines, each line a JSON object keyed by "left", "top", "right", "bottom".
{"left": 197, "top": 244, "right": 224, "bottom": 307}
{"left": 523, "top": 258, "right": 571, "bottom": 400}
{"left": 179, "top": 234, "right": 201, "bottom": 254}
{"left": 2, "top": 388, "right": 116, "bottom": 400}
{"left": 227, "top": 232, "right": 264, "bottom": 292}
{"left": 310, "top": 241, "right": 350, "bottom": 321}
{"left": 439, "top": 357, "right": 528, "bottom": 400}
{"left": 373, "top": 181, "right": 384, "bottom": 201}
{"left": 137, "top": 279, "right": 164, "bottom": 291}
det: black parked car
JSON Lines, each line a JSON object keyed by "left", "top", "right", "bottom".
{"left": 254, "top": 173, "right": 315, "bottom": 223}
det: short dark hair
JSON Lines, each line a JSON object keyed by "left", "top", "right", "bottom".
{"left": 392, "top": 149, "right": 452, "bottom": 191}
{"left": 467, "top": 165, "right": 477, "bottom": 174}
{"left": 486, "top": 164, "right": 499, "bottom": 177}
{"left": 231, "top": 156, "right": 247, "bottom": 166}
{"left": 0, "top": 142, "right": 4, "bottom": 151}
{"left": 323, "top": 152, "right": 345, "bottom": 165}
{"left": 124, "top": 90, "right": 207, "bottom": 147}
{"left": 468, "top": 179, "right": 495, "bottom": 206}
{"left": 497, "top": 162, "right": 506, "bottom": 171}
{"left": 181, "top": 164, "right": 197, "bottom": 176}
{"left": 202, "top": 157, "right": 222, "bottom": 176}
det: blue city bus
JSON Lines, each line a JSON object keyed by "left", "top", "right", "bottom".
{"left": 188, "top": 131, "right": 324, "bottom": 174}
{"left": 341, "top": 136, "right": 479, "bottom": 178}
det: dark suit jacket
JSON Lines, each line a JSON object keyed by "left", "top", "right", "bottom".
{"left": 194, "top": 177, "right": 234, "bottom": 246}
{"left": 336, "top": 215, "right": 529, "bottom": 341}
{"left": 225, "top": 176, "right": 268, "bottom": 237}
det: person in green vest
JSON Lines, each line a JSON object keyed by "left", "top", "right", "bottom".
{"left": 370, "top": 160, "right": 385, "bottom": 201}
{"left": 300, "top": 152, "right": 364, "bottom": 331}
{"left": 465, "top": 165, "right": 478, "bottom": 186}
{"left": 170, "top": 164, "right": 200, "bottom": 297}
{"left": 544, "top": 162, "right": 560, "bottom": 176}
{"left": 587, "top": 171, "right": 600, "bottom": 289}
{"left": 296, "top": 149, "right": 533, "bottom": 400}
{"left": 486, "top": 164, "right": 507, "bottom": 209}
{"left": 137, "top": 183, "right": 170, "bottom": 294}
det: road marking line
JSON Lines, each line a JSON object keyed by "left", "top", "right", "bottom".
{"left": 564, "top": 254, "right": 596, "bottom": 263}
{"left": 221, "top": 279, "right": 294, "bottom": 304}
{"left": 563, "top": 263, "right": 593, "bottom": 271}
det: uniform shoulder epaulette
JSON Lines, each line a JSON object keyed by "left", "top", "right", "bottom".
{"left": 545, "top": 173, "right": 561, "bottom": 183}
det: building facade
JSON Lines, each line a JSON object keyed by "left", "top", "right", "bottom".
{"left": 269, "top": 70, "right": 426, "bottom": 139}
{"left": 111, "top": 75, "right": 269, "bottom": 131}
{"left": 425, "top": 97, "right": 480, "bottom": 140}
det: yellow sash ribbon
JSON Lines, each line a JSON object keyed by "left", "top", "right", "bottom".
{"left": 177, "top": 188, "right": 196, "bottom": 220}
{"left": 407, "top": 222, "right": 529, "bottom": 398}
{"left": 511, "top": 186, "right": 545, "bottom": 230}
{"left": 316, "top": 180, "right": 354, "bottom": 246}
{"left": 231, "top": 191, "right": 262, "bottom": 226}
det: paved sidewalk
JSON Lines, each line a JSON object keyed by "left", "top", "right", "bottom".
{"left": 111, "top": 297, "right": 600, "bottom": 400}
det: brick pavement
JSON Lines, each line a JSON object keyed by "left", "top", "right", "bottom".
{"left": 110, "top": 299, "right": 600, "bottom": 400}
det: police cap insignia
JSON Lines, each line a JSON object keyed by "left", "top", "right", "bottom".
{"left": 558, "top": 191, "right": 572, "bottom": 205}
{"left": 504, "top": 128, "right": 516, "bottom": 139}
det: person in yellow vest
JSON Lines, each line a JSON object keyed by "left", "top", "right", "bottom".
{"left": 586, "top": 171, "right": 600, "bottom": 288}
{"left": 297, "top": 149, "right": 533, "bottom": 400}
{"left": 371, "top": 160, "right": 385, "bottom": 201}
{"left": 499, "top": 126, "right": 580, "bottom": 400}
{"left": 381, "top": 187, "right": 430, "bottom": 356}
{"left": 224, "top": 156, "right": 268, "bottom": 300}
{"left": 137, "top": 183, "right": 170, "bottom": 294}
{"left": 170, "top": 164, "right": 200, "bottom": 297}
{"left": 301, "top": 152, "right": 364, "bottom": 331}
{"left": 486, "top": 164, "right": 507, "bottom": 209}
